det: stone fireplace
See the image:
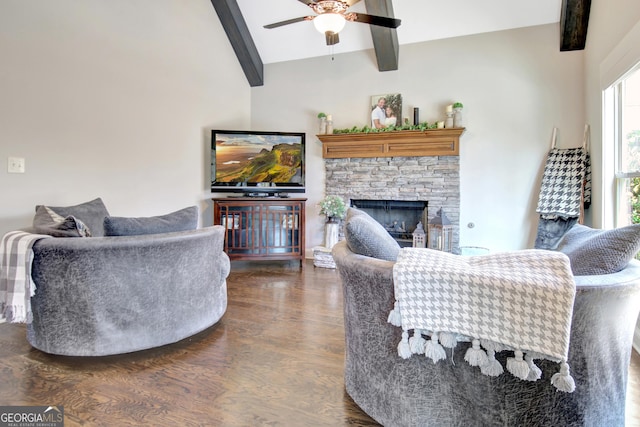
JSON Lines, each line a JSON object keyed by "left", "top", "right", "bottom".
{"left": 319, "top": 129, "right": 464, "bottom": 251}
{"left": 325, "top": 156, "right": 459, "bottom": 249}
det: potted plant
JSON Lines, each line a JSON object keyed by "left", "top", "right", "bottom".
{"left": 319, "top": 195, "right": 347, "bottom": 223}
{"left": 452, "top": 102, "right": 464, "bottom": 127}
{"left": 317, "top": 112, "right": 327, "bottom": 134}
{"left": 319, "top": 195, "right": 347, "bottom": 249}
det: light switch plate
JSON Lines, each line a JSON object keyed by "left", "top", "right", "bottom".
{"left": 8, "top": 157, "right": 25, "bottom": 173}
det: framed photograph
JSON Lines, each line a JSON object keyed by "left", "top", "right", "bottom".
{"left": 370, "top": 93, "right": 403, "bottom": 128}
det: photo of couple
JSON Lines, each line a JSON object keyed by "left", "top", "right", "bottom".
{"left": 370, "top": 93, "right": 403, "bottom": 129}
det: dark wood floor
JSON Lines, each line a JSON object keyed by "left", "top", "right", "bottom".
{"left": 0, "top": 259, "right": 638, "bottom": 426}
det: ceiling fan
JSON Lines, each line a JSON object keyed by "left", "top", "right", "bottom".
{"left": 263, "top": 0, "right": 401, "bottom": 46}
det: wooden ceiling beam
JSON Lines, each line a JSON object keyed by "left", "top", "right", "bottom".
{"left": 559, "top": 0, "right": 591, "bottom": 51}
{"left": 210, "top": 0, "right": 264, "bottom": 87}
{"left": 364, "top": 0, "right": 400, "bottom": 71}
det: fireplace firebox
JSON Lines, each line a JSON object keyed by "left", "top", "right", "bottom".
{"left": 350, "top": 199, "right": 428, "bottom": 247}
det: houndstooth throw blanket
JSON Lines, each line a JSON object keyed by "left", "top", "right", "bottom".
{"left": 536, "top": 147, "right": 591, "bottom": 218}
{"left": 389, "top": 248, "right": 577, "bottom": 392}
{"left": 0, "top": 231, "right": 50, "bottom": 323}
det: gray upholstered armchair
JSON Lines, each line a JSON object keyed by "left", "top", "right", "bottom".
{"left": 333, "top": 208, "right": 640, "bottom": 426}
{"left": 12, "top": 198, "right": 230, "bottom": 356}
{"left": 28, "top": 226, "right": 230, "bottom": 356}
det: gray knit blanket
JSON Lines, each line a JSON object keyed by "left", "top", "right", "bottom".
{"left": 389, "top": 248, "right": 577, "bottom": 392}
{"left": 0, "top": 231, "right": 50, "bottom": 323}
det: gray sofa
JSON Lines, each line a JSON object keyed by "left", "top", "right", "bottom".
{"left": 333, "top": 209, "right": 640, "bottom": 426}
{"left": 22, "top": 198, "right": 230, "bottom": 356}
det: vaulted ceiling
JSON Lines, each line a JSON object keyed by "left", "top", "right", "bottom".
{"left": 210, "top": 0, "right": 591, "bottom": 87}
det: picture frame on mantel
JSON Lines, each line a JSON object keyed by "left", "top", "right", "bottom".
{"left": 370, "top": 93, "right": 402, "bottom": 128}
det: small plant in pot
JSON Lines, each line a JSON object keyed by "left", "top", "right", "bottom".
{"left": 317, "top": 112, "right": 328, "bottom": 134}
{"left": 452, "top": 102, "right": 464, "bottom": 127}
{"left": 319, "top": 195, "right": 346, "bottom": 249}
{"left": 319, "top": 195, "right": 347, "bottom": 223}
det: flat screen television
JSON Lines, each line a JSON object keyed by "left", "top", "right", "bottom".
{"left": 210, "top": 129, "right": 305, "bottom": 196}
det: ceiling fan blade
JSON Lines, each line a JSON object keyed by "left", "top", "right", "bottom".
{"left": 344, "top": 0, "right": 362, "bottom": 6}
{"left": 350, "top": 12, "right": 401, "bottom": 28}
{"left": 264, "top": 16, "right": 313, "bottom": 29}
{"left": 297, "top": 0, "right": 315, "bottom": 5}
{"left": 325, "top": 31, "right": 340, "bottom": 46}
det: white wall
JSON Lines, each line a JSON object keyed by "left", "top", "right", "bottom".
{"left": 252, "top": 24, "right": 585, "bottom": 253}
{"left": 0, "top": 0, "right": 251, "bottom": 235}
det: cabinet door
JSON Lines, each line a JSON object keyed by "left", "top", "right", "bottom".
{"left": 264, "top": 204, "right": 300, "bottom": 255}
{"left": 219, "top": 204, "right": 259, "bottom": 255}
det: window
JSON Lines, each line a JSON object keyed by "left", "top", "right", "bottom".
{"left": 606, "top": 65, "right": 640, "bottom": 227}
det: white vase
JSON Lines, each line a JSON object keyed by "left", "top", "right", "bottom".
{"left": 319, "top": 117, "right": 327, "bottom": 134}
{"left": 325, "top": 221, "right": 340, "bottom": 249}
{"left": 453, "top": 108, "right": 463, "bottom": 127}
{"left": 445, "top": 111, "right": 454, "bottom": 128}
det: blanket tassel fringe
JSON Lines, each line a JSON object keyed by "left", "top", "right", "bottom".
{"left": 525, "top": 353, "right": 542, "bottom": 381}
{"left": 480, "top": 348, "right": 504, "bottom": 377}
{"left": 387, "top": 302, "right": 402, "bottom": 327}
{"left": 439, "top": 332, "right": 458, "bottom": 348}
{"left": 551, "top": 362, "right": 576, "bottom": 393}
{"left": 464, "top": 339, "right": 488, "bottom": 367}
{"left": 507, "top": 350, "right": 530, "bottom": 380}
{"left": 424, "top": 332, "right": 446, "bottom": 363}
{"left": 397, "top": 331, "right": 412, "bottom": 359}
{"left": 396, "top": 331, "right": 576, "bottom": 393}
{"left": 409, "top": 329, "right": 426, "bottom": 354}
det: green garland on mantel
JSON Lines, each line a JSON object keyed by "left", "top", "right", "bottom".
{"left": 333, "top": 122, "right": 438, "bottom": 134}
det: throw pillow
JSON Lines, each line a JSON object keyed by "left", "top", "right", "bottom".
{"left": 103, "top": 206, "right": 198, "bottom": 236}
{"left": 35, "top": 197, "right": 110, "bottom": 237}
{"left": 556, "top": 223, "right": 640, "bottom": 275}
{"left": 33, "top": 206, "right": 92, "bottom": 237}
{"left": 344, "top": 207, "right": 400, "bottom": 262}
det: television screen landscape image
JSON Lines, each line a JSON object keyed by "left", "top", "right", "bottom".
{"left": 211, "top": 130, "right": 305, "bottom": 194}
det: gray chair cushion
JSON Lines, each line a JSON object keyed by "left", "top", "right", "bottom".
{"left": 35, "top": 197, "right": 109, "bottom": 237}
{"left": 556, "top": 223, "right": 640, "bottom": 275}
{"left": 103, "top": 206, "right": 198, "bottom": 236}
{"left": 32, "top": 206, "right": 91, "bottom": 237}
{"left": 344, "top": 207, "right": 400, "bottom": 262}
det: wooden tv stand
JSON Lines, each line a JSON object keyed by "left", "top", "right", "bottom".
{"left": 212, "top": 197, "right": 306, "bottom": 265}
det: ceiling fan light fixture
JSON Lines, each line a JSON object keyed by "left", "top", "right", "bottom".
{"left": 313, "top": 13, "right": 346, "bottom": 35}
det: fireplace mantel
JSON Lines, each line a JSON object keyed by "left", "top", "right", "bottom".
{"left": 317, "top": 128, "right": 465, "bottom": 159}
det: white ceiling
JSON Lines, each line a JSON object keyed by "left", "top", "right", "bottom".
{"left": 236, "top": 0, "right": 563, "bottom": 65}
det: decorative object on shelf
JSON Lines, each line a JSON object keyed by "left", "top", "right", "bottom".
{"left": 370, "top": 93, "right": 403, "bottom": 129}
{"left": 326, "top": 114, "right": 334, "bottom": 134}
{"left": 318, "top": 112, "right": 327, "bottom": 134}
{"left": 437, "top": 121, "right": 445, "bottom": 129}
{"left": 428, "top": 208, "right": 453, "bottom": 252}
{"left": 413, "top": 107, "right": 419, "bottom": 126}
{"left": 445, "top": 111, "right": 454, "bottom": 128}
{"left": 412, "top": 221, "right": 426, "bottom": 248}
{"left": 319, "top": 195, "right": 347, "bottom": 248}
{"left": 453, "top": 102, "right": 464, "bottom": 128}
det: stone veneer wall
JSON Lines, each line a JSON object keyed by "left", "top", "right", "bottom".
{"left": 325, "top": 155, "right": 460, "bottom": 249}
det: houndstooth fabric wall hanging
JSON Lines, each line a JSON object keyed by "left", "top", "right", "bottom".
{"left": 536, "top": 147, "right": 591, "bottom": 218}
